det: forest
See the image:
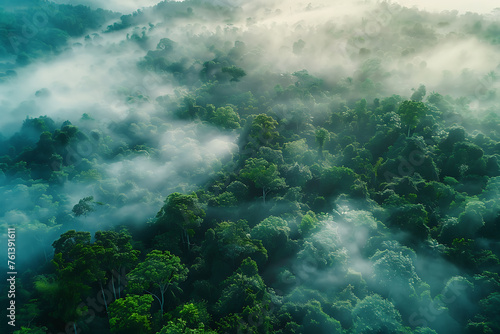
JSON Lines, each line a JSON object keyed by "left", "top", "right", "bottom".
{"left": 0, "top": 0, "right": 500, "bottom": 333}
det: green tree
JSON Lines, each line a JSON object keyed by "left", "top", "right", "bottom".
{"left": 12, "top": 326, "right": 48, "bottom": 334}
{"left": 251, "top": 216, "right": 290, "bottom": 254}
{"left": 240, "top": 158, "right": 286, "bottom": 203}
{"left": 72, "top": 196, "right": 98, "bottom": 217}
{"left": 166, "top": 302, "right": 212, "bottom": 331}
{"left": 411, "top": 84, "right": 426, "bottom": 102}
{"left": 210, "top": 106, "right": 240, "bottom": 129}
{"left": 397, "top": 100, "right": 427, "bottom": 136}
{"left": 215, "top": 258, "right": 268, "bottom": 316}
{"left": 159, "top": 320, "right": 217, "bottom": 333}
{"left": 128, "top": 250, "right": 188, "bottom": 316}
{"left": 352, "top": 294, "right": 403, "bottom": 333}
{"left": 388, "top": 204, "right": 430, "bottom": 241}
{"left": 299, "top": 211, "right": 320, "bottom": 235}
{"left": 109, "top": 294, "right": 153, "bottom": 334}
{"left": 156, "top": 193, "right": 206, "bottom": 250}
{"left": 315, "top": 127, "right": 330, "bottom": 157}
{"left": 370, "top": 249, "right": 421, "bottom": 298}
{"left": 49, "top": 231, "right": 105, "bottom": 332}
{"left": 13, "top": 326, "right": 50, "bottom": 334}
{"left": 214, "top": 220, "right": 268, "bottom": 267}
{"left": 94, "top": 230, "right": 140, "bottom": 299}
{"left": 221, "top": 65, "right": 246, "bottom": 82}
{"left": 249, "top": 114, "right": 279, "bottom": 147}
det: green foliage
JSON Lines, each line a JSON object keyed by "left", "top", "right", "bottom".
{"left": 240, "top": 158, "right": 286, "bottom": 202}
{"left": 398, "top": 100, "right": 427, "bottom": 136}
{"left": 159, "top": 319, "right": 217, "bottom": 333}
{"left": 109, "top": 294, "right": 153, "bottom": 334}
{"left": 221, "top": 65, "right": 246, "bottom": 82}
{"left": 371, "top": 249, "right": 421, "bottom": 296}
{"left": 214, "top": 220, "right": 268, "bottom": 266}
{"left": 251, "top": 216, "right": 290, "bottom": 253}
{"left": 388, "top": 204, "right": 430, "bottom": 240}
{"left": 71, "top": 196, "right": 97, "bottom": 216}
{"left": 215, "top": 258, "right": 268, "bottom": 316}
{"left": 248, "top": 114, "right": 279, "bottom": 148}
{"left": 352, "top": 295, "right": 403, "bottom": 333}
{"left": 315, "top": 127, "right": 330, "bottom": 153}
{"left": 156, "top": 192, "right": 206, "bottom": 250}
{"left": 128, "top": 250, "right": 188, "bottom": 314}
{"left": 210, "top": 106, "right": 240, "bottom": 129}
{"left": 13, "top": 326, "right": 48, "bottom": 334}
{"left": 299, "top": 211, "right": 320, "bottom": 235}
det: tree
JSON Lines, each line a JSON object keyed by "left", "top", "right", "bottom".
{"left": 315, "top": 127, "right": 329, "bottom": 157}
{"left": 214, "top": 220, "right": 268, "bottom": 267}
{"left": 165, "top": 302, "right": 213, "bottom": 332}
{"left": 109, "top": 294, "right": 153, "bottom": 334}
{"left": 128, "top": 250, "right": 188, "bottom": 316}
{"left": 411, "top": 84, "right": 426, "bottom": 102}
{"left": 284, "top": 163, "right": 312, "bottom": 187}
{"left": 299, "top": 211, "right": 320, "bottom": 235}
{"left": 387, "top": 204, "right": 430, "bottom": 241}
{"left": 210, "top": 106, "right": 240, "bottom": 129}
{"left": 159, "top": 320, "right": 217, "bottom": 333}
{"left": 251, "top": 216, "right": 290, "bottom": 253}
{"left": 52, "top": 230, "right": 91, "bottom": 257}
{"left": 277, "top": 300, "right": 342, "bottom": 334}
{"left": 240, "top": 158, "right": 286, "bottom": 203}
{"left": 156, "top": 193, "right": 206, "bottom": 250}
{"left": 370, "top": 249, "right": 421, "bottom": 298}
{"left": 221, "top": 65, "right": 246, "bottom": 82}
{"left": 215, "top": 258, "right": 268, "bottom": 316}
{"left": 249, "top": 114, "right": 279, "bottom": 147}
{"left": 72, "top": 196, "right": 98, "bottom": 217}
{"left": 94, "top": 230, "right": 140, "bottom": 299}
{"left": 50, "top": 231, "right": 105, "bottom": 332}
{"left": 12, "top": 326, "right": 48, "bottom": 334}
{"left": 352, "top": 294, "right": 403, "bottom": 334}
{"left": 397, "top": 100, "right": 427, "bottom": 136}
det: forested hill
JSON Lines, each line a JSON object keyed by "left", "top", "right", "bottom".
{"left": 0, "top": 0, "right": 500, "bottom": 333}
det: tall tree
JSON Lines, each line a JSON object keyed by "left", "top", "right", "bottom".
{"left": 156, "top": 193, "right": 206, "bottom": 250}
{"left": 128, "top": 250, "right": 188, "bottom": 316}
{"left": 249, "top": 114, "right": 279, "bottom": 148}
{"left": 397, "top": 100, "right": 427, "bottom": 137}
{"left": 50, "top": 231, "right": 105, "bottom": 333}
{"left": 240, "top": 158, "right": 286, "bottom": 203}
{"left": 108, "top": 294, "right": 153, "bottom": 334}
{"left": 210, "top": 106, "right": 240, "bottom": 129}
{"left": 94, "top": 230, "right": 140, "bottom": 299}
{"left": 315, "top": 127, "right": 330, "bottom": 158}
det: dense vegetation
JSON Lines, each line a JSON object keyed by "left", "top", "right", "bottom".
{"left": 1, "top": 0, "right": 500, "bottom": 333}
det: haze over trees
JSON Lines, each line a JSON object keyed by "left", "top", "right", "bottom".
{"left": 1, "top": 0, "right": 500, "bottom": 333}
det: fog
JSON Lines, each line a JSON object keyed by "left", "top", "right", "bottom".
{"left": 51, "top": 0, "right": 167, "bottom": 14}
{"left": 391, "top": 0, "right": 498, "bottom": 14}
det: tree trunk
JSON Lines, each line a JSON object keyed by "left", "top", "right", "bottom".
{"left": 160, "top": 289, "right": 165, "bottom": 318}
{"left": 118, "top": 270, "right": 121, "bottom": 299}
{"left": 73, "top": 322, "right": 77, "bottom": 334}
{"left": 100, "top": 281, "right": 108, "bottom": 315}
{"left": 112, "top": 275, "right": 117, "bottom": 300}
{"left": 186, "top": 230, "right": 191, "bottom": 251}
{"left": 262, "top": 187, "right": 266, "bottom": 203}
{"left": 408, "top": 126, "right": 411, "bottom": 137}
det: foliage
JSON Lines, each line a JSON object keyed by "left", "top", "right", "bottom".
{"left": 109, "top": 294, "right": 153, "bottom": 334}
